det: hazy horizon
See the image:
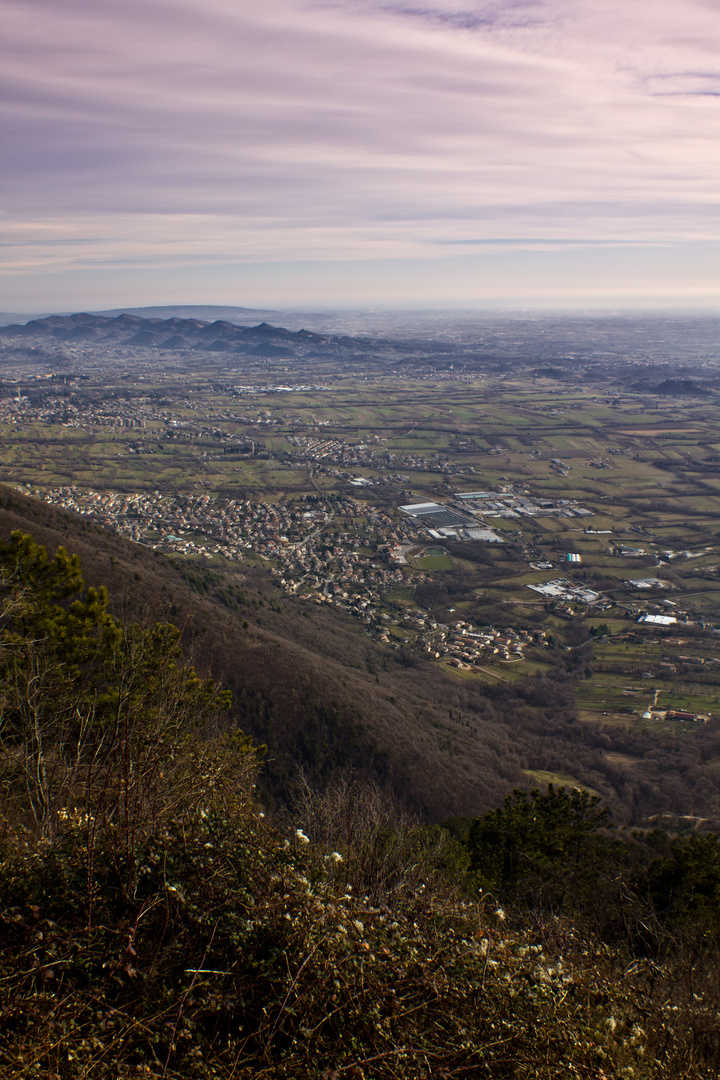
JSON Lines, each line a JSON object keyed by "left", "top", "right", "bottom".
{"left": 3, "top": 300, "right": 719, "bottom": 324}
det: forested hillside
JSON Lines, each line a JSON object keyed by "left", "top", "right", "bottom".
{"left": 2, "top": 529, "right": 720, "bottom": 1076}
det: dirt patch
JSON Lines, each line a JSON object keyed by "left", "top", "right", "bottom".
{"left": 578, "top": 709, "right": 634, "bottom": 730}
{"left": 604, "top": 751, "right": 641, "bottom": 768}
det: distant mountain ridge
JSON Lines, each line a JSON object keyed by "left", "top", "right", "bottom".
{"left": 0, "top": 305, "right": 284, "bottom": 328}
{"left": 0, "top": 310, "right": 362, "bottom": 358}
{"left": 92, "top": 304, "right": 283, "bottom": 323}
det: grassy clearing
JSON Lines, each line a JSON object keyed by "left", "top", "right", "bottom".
{"left": 418, "top": 554, "right": 454, "bottom": 570}
{"left": 523, "top": 768, "right": 600, "bottom": 796}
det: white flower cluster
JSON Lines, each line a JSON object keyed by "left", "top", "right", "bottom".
{"left": 57, "top": 807, "right": 90, "bottom": 828}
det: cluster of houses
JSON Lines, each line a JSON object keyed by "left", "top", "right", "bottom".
{"left": 0, "top": 389, "right": 160, "bottom": 429}
{"left": 285, "top": 434, "right": 441, "bottom": 475}
{"left": 418, "top": 621, "right": 550, "bottom": 669}
{"left": 31, "top": 482, "right": 558, "bottom": 668}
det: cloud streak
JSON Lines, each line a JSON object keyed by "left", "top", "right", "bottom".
{"left": 0, "top": 0, "right": 718, "bottom": 306}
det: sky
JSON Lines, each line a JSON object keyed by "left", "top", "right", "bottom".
{"left": 1, "top": 0, "right": 718, "bottom": 312}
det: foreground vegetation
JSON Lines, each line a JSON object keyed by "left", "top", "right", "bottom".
{"left": 2, "top": 532, "right": 720, "bottom": 1078}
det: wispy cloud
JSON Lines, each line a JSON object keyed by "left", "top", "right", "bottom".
{"left": 0, "top": 0, "right": 717, "bottom": 306}
{"left": 319, "top": 0, "right": 547, "bottom": 32}
{"left": 645, "top": 72, "right": 720, "bottom": 97}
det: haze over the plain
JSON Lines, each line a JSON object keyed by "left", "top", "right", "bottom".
{"left": 2, "top": 0, "right": 718, "bottom": 311}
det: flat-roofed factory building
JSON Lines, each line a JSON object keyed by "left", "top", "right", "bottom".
{"left": 399, "top": 501, "right": 504, "bottom": 543}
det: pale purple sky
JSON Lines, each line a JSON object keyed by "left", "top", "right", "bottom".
{"left": 1, "top": 0, "right": 718, "bottom": 310}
